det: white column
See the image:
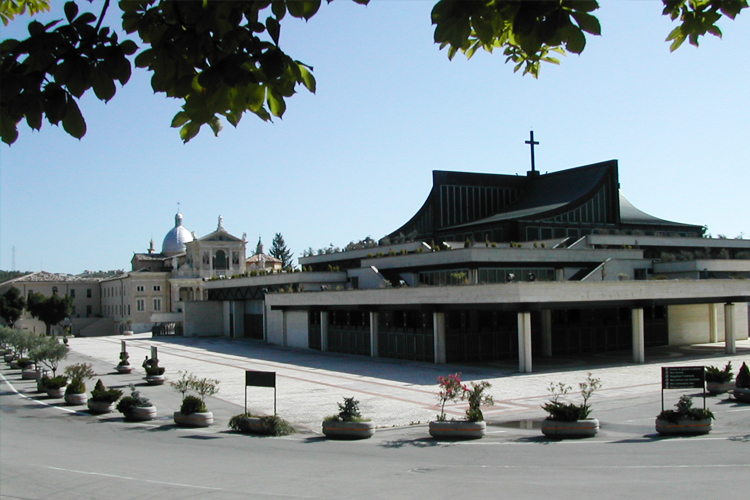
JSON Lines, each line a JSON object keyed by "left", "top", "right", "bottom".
{"left": 725, "top": 303, "right": 736, "bottom": 354}
{"left": 709, "top": 303, "right": 719, "bottom": 343}
{"left": 541, "top": 310, "right": 552, "bottom": 357}
{"left": 320, "top": 311, "right": 329, "bottom": 352}
{"left": 517, "top": 311, "right": 532, "bottom": 373}
{"left": 433, "top": 312, "right": 446, "bottom": 364}
{"left": 632, "top": 307, "right": 645, "bottom": 363}
{"left": 369, "top": 312, "right": 379, "bottom": 358}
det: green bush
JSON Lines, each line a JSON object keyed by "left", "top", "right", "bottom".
{"left": 736, "top": 362, "right": 750, "bottom": 389}
{"left": 65, "top": 379, "right": 85, "bottom": 395}
{"left": 45, "top": 375, "right": 68, "bottom": 390}
{"left": 90, "top": 379, "right": 123, "bottom": 403}
{"left": 325, "top": 397, "right": 369, "bottom": 423}
{"left": 180, "top": 395, "right": 207, "bottom": 415}
{"left": 705, "top": 362, "right": 733, "bottom": 383}
{"left": 657, "top": 395, "right": 714, "bottom": 423}
{"left": 116, "top": 386, "right": 152, "bottom": 417}
{"left": 542, "top": 374, "right": 601, "bottom": 422}
{"left": 228, "top": 413, "right": 295, "bottom": 436}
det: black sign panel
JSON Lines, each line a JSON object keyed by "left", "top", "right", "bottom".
{"left": 661, "top": 366, "right": 705, "bottom": 389}
{"left": 245, "top": 370, "right": 276, "bottom": 388}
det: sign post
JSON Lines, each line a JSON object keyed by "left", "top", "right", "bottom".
{"left": 661, "top": 366, "right": 706, "bottom": 411}
{"left": 244, "top": 370, "right": 277, "bottom": 415}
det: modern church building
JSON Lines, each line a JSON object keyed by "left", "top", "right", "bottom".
{"left": 3, "top": 155, "right": 749, "bottom": 373}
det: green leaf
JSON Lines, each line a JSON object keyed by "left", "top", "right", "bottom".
{"left": 171, "top": 111, "right": 190, "bottom": 128}
{"left": 266, "top": 16, "right": 280, "bottom": 45}
{"left": 134, "top": 49, "right": 155, "bottom": 68}
{"left": 28, "top": 20, "right": 45, "bottom": 36}
{"left": 298, "top": 64, "right": 315, "bottom": 93}
{"left": 64, "top": 1, "right": 78, "bottom": 23}
{"left": 180, "top": 121, "right": 200, "bottom": 143}
{"left": 570, "top": 11, "right": 601, "bottom": 36}
{"left": 272, "top": 2, "right": 286, "bottom": 21}
{"left": 267, "top": 89, "right": 285, "bottom": 117}
{"left": 119, "top": 40, "right": 138, "bottom": 56}
{"left": 62, "top": 98, "right": 86, "bottom": 139}
{"left": 1, "top": 110, "right": 19, "bottom": 145}
{"left": 208, "top": 116, "right": 222, "bottom": 136}
{"left": 564, "top": 27, "right": 586, "bottom": 54}
{"left": 92, "top": 70, "right": 116, "bottom": 101}
{"left": 286, "top": 1, "right": 321, "bottom": 20}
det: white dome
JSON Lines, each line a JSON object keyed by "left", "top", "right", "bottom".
{"left": 162, "top": 212, "right": 194, "bottom": 255}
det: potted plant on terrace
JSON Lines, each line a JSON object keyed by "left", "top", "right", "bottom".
{"left": 429, "top": 373, "right": 494, "bottom": 439}
{"left": 44, "top": 375, "right": 69, "bottom": 399}
{"left": 31, "top": 336, "right": 67, "bottom": 381}
{"left": 541, "top": 373, "right": 602, "bottom": 439}
{"left": 705, "top": 362, "right": 734, "bottom": 395}
{"left": 228, "top": 413, "right": 295, "bottom": 436}
{"left": 322, "top": 397, "right": 376, "bottom": 440}
{"left": 87, "top": 379, "right": 123, "bottom": 414}
{"left": 116, "top": 349, "right": 133, "bottom": 374}
{"left": 733, "top": 362, "right": 750, "bottom": 403}
{"left": 171, "top": 371, "right": 220, "bottom": 427}
{"left": 142, "top": 355, "right": 166, "bottom": 385}
{"left": 116, "top": 385, "right": 157, "bottom": 421}
{"left": 63, "top": 363, "right": 95, "bottom": 406}
{"left": 655, "top": 395, "right": 714, "bottom": 435}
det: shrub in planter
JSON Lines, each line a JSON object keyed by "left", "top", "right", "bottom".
{"left": 63, "top": 363, "right": 95, "bottom": 404}
{"left": 733, "top": 362, "right": 750, "bottom": 402}
{"left": 541, "top": 373, "right": 602, "bottom": 438}
{"left": 116, "top": 385, "right": 156, "bottom": 421}
{"left": 15, "top": 358, "right": 33, "bottom": 369}
{"left": 228, "top": 413, "right": 295, "bottom": 436}
{"left": 30, "top": 336, "right": 67, "bottom": 377}
{"left": 45, "top": 375, "right": 68, "bottom": 398}
{"left": 88, "top": 379, "right": 123, "bottom": 413}
{"left": 705, "top": 362, "right": 734, "bottom": 394}
{"left": 116, "top": 350, "right": 133, "bottom": 373}
{"left": 429, "top": 373, "right": 494, "bottom": 439}
{"left": 323, "top": 397, "right": 375, "bottom": 439}
{"left": 656, "top": 395, "right": 714, "bottom": 435}
{"left": 170, "top": 371, "right": 220, "bottom": 426}
{"left": 180, "top": 395, "right": 207, "bottom": 415}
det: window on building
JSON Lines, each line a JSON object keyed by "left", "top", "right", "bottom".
{"left": 52, "top": 286, "right": 58, "bottom": 295}
{"left": 136, "top": 299, "right": 145, "bottom": 312}
{"left": 128, "top": 305, "right": 131, "bottom": 315}
{"left": 86, "top": 305, "right": 92, "bottom": 316}
{"left": 70, "top": 289, "right": 76, "bottom": 298}
{"left": 137, "top": 285, "right": 144, "bottom": 292}
{"left": 153, "top": 299, "right": 161, "bottom": 311}
{"left": 153, "top": 285, "right": 161, "bottom": 292}
{"left": 87, "top": 288, "right": 92, "bottom": 298}
{"left": 72, "top": 306, "right": 76, "bottom": 315}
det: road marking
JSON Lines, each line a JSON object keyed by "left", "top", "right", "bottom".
{"left": 0, "top": 373, "right": 83, "bottom": 415}
{"left": 39, "top": 465, "right": 325, "bottom": 499}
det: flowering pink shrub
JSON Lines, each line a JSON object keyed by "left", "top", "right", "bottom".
{"left": 436, "top": 372, "right": 467, "bottom": 421}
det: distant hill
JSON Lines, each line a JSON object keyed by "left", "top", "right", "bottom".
{"left": 0, "top": 270, "right": 31, "bottom": 284}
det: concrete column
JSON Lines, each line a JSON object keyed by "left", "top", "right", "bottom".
{"left": 281, "top": 310, "right": 288, "bottom": 348}
{"left": 725, "top": 303, "right": 736, "bottom": 354}
{"left": 631, "top": 307, "right": 645, "bottom": 363}
{"left": 541, "top": 310, "right": 553, "bottom": 357}
{"left": 320, "top": 311, "right": 329, "bottom": 352}
{"left": 433, "top": 312, "right": 446, "bottom": 364}
{"left": 708, "top": 303, "right": 719, "bottom": 343}
{"left": 369, "top": 311, "right": 379, "bottom": 358}
{"left": 469, "top": 269, "right": 479, "bottom": 285}
{"left": 517, "top": 311, "right": 532, "bottom": 373}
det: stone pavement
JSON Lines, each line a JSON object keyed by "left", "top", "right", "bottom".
{"left": 43, "top": 333, "right": 750, "bottom": 435}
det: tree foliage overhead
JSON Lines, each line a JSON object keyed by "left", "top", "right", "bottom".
{"left": 270, "top": 232, "right": 293, "bottom": 269}
{"left": 0, "top": 287, "right": 26, "bottom": 327}
{"left": 26, "top": 291, "right": 72, "bottom": 335}
{"left": 1, "top": 0, "right": 746, "bottom": 145}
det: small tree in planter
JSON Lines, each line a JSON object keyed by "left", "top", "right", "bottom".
{"left": 733, "top": 362, "right": 750, "bottom": 403}
{"left": 705, "top": 362, "right": 734, "bottom": 395}
{"left": 429, "top": 373, "right": 494, "bottom": 439}
{"left": 170, "top": 371, "right": 220, "bottom": 427}
{"left": 63, "top": 363, "right": 96, "bottom": 405}
{"left": 116, "top": 349, "right": 133, "bottom": 373}
{"left": 31, "top": 336, "right": 68, "bottom": 377}
{"left": 656, "top": 395, "right": 714, "bottom": 435}
{"left": 322, "top": 397, "right": 375, "bottom": 439}
{"left": 116, "top": 385, "right": 157, "bottom": 422}
{"left": 44, "top": 375, "right": 69, "bottom": 398}
{"left": 88, "top": 379, "right": 123, "bottom": 414}
{"left": 142, "top": 355, "right": 166, "bottom": 385}
{"left": 541, "top": 373, "right": 602, "bottom": 438}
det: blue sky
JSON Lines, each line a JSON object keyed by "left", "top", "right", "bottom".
{"left": 2, "top": 1, "right": 748, "bottom": 274}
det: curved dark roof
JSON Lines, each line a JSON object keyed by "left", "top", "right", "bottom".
{"left": 619, "top": 191, "right": 698, "bottom": 228}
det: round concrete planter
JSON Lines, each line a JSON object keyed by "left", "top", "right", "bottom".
{"left": 655, "top": 417, "right": 712, "bottom": 435}
{"left": 64, "top": 392, "right": 88, "bottom": 406}
{"left": 9, "top": 359, "right": 21, "bottom": 369}
{"left": 126, "top": 406, "right": 157, "bottom": 422}
{"left": 429, "top": 420, "right": 486, "bottom": 439}
{"left": 88, "top": 400, "right": 116, "bottom": 414}
{"left": 116, "top": 364, "right": 134, "bottom": 374}
{"left": 123, "top": 330, "right": 134, "bottom": 336}
{"left": 732, "top": 387, "right": 750, "bottom": 403}
{"left": 174, "top": 411, "right": 214, "bottom": 427}
{"left": 4, "top": 353, "right": 16, "bottom": 363}
{"left": 145, "top": 374, "right": 166, "bottom": 385}
{"left": 21, "top": 367, "right": 39, "bottom": 380}
{"left": 706, "top": 381, "right": 735, "bottom": 395}
{"left": 322, "top": 420, "right": 376, "bottom": 440}
{"left": 542, "top": 418, "right": 599, "bottom": 438}
{"left": 46, "top": 386, "right": 66, "bottom": 399}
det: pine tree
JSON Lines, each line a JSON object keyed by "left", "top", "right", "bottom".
{"left": 270, "top": 233, "right": 294, "bottom": 269}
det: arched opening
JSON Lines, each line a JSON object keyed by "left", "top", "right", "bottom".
{"left": 213, "top": 250, "right": 228, "bottom": 270}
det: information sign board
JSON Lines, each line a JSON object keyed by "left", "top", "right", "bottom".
{"left": 661, "top": 366, "right": 705, "bottom": 389}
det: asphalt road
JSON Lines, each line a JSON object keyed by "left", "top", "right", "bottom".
{"left": 2, "top": 371, "right": 750, "bottom": 500}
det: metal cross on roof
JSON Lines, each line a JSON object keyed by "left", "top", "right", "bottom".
{"left": 525, "top": 131, "right": 539, "bottom": 173}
